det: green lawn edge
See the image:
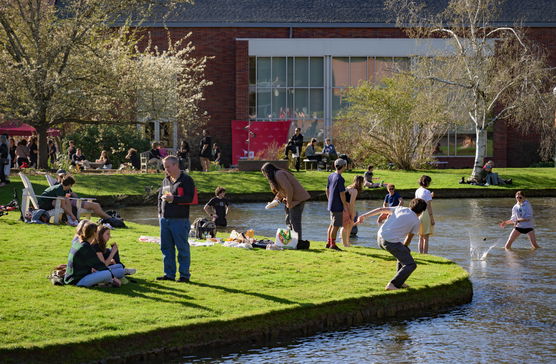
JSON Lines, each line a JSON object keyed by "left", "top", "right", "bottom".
{"left": 2, "top": 167, "right": 555, "bottom": 206}
{"left": 1, "top": 276, "right": 472, "bottom": 364}
{"left": 0, "top": 209, "right": 473, "bottom": 364}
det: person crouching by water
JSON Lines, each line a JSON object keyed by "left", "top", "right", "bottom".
{"left": 261, "top": 162, "right": 310, "bottom": 241}
{"left": 64, "top": 222, "right": 126, "bottom": 287}
{"left": 157, "top": 156, "right": 196, "bottom": 282}
{"left": 499, "top": 191, "right": 540, "bottom": 250}
{"left": 204, "top": 186, "right": 230, "bottom": 227}
{"left": 356, "top": 198, "right": 428, "bottom": 290}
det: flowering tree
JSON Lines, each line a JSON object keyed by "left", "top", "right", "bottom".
{"left": 0, "top": 0, "right": 209, "bottom": 168}
{"left": 388, "top": 0, "right": 556, "bottom": 176}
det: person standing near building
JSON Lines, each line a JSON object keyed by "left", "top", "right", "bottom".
{"left": 356, "top": 198, "right": 427, "bottom": 290}
{"left": 157, "top": 156, "right": 196, "bottom": 282}
{"left": 326, "top": 158, "right": 348, "bottom": 250}
{"left": 284, "top": 127, "right": 303, "bottom": 172}
{"left": 199, "top": 129, "right": 212, "bottom": 172}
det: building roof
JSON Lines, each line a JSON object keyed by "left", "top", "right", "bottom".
{"left": 140, "top": 0, "right": 556, "bottom": 27}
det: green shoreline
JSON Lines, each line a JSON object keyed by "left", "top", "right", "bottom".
{"left": 1, "top": 275, "right": 472, "bottom": 364}
{"left": 95, "top": 188, "right": 556, "bottom": 208}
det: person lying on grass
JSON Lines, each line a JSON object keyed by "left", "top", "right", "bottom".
{"left": 64, "top": 222, "right": 126, "bottom": 288}
{"left": 356, "top": 198, "right": 427, "bottom": 290}
{"left": 94, "top": 225, "right": 136, "bottom": 275}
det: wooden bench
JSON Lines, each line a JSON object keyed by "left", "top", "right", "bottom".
{"left": 303, "top": 159, "right": 318, "bottom": 170}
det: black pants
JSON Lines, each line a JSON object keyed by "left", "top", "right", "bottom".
{"left": 285, "top": 202, "right": 305, "bottom": 241}
{"left": 285, "top": 145, "right": 302, "bottom": 171}
{"left": 0, "top": 163, "right": 6, "bottom": 183}
{"left": 379, "top": 239, "right": 416, "bottom": 288}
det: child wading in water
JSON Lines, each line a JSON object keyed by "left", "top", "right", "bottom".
{"left": 341, "top": 175, "right": 364, "bottom": 247}
{"left": 499, "top": 191, "right": 540, "bottom": 249}
{"left": 415, "top": 175, "right": 435, "bottom": 254}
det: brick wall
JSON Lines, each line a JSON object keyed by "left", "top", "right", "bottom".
{"left": 142, "top": 26, "right": 555, "bottom": 167}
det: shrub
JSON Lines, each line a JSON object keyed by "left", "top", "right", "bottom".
{"left": 63, "top": 125, "right": 151, "bottom": 168}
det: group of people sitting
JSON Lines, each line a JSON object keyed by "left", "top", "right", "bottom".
{"left": 64, "top": 220, "right": 136, "bottom": 287}
{"left": 462, "top": 160, "right": 512, "bottom": 186}
{"left": 284, "top": 127, "right": 342, "bottom": 171}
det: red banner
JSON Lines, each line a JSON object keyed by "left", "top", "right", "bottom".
{"left": 231, "top": 120, "right": 292, "bottom": 165}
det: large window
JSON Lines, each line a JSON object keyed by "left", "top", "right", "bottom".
{"left": 249, "top": 56, "right": 324, "bottom": 138}
{"left": 249, "top": 56, "right": 411, "bottom": 138}
{"left": 434, "top": 125, "right": 494, "bottom": 156}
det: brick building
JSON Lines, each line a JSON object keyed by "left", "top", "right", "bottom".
{"left": 140, "top": 0, "right": 556, "bottom": 167}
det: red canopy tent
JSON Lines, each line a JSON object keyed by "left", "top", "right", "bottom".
{"left": 0, "top": 121, "right": 60, "bottom": 137}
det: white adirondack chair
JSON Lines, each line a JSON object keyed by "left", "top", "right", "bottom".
{"left": 45, "top": 174, "right": 57, "bottom": 187}
{"left": 19, "top": 172, "right": 64, "bottom": 224}
{"left": 44, "top": 174, "right": 95, "bottom": 220}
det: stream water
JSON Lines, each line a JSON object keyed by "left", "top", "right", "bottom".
{"left": 121, "top": 197, "right": 556, "bottom": 363}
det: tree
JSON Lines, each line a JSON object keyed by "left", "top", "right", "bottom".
{"left": 0, "top": 0, "right": 210, "bottom": 168}
{"left": 388, "top": 0, "right": 556, "bottom": 176}
{"left": 335, "top": 75, "right": 454, "bottom": 170}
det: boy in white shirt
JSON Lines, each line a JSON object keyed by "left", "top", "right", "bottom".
{"left": 357, "top": 198, "right": 428, "bottom": 290}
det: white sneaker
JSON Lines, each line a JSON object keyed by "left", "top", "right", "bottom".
{"left": 385, "top": 283, "right": 400, "bottom": 290}
{"left": 124, "top": 268, "right": 136, "bottom": 275}
{"left": 67, "top": 216, "right": 79, "bottom": 227}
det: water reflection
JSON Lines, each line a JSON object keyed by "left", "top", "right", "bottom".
{"left": 120, "top": 198, "right": 556, "bottom": 363}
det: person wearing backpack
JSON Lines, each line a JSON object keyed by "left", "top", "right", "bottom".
{"left": 64, "top": 222, "right": 125, "bottom": 287}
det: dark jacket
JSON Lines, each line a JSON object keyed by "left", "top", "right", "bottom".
{"left": 158, "top": 172, "right": 195, "bottom": 219}
{"left": 64, "top": 239, "right": 107, "bottom": 285}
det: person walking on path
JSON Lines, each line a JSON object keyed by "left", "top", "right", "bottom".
{"left": 326, "top": 158, "right": 349, "bottom": 250}
{"left": 341, "top": 175, "right": 364, "bottom": 247}
{"left": 499, "top": 191, "right": 540, "bottom": 250}
{"left": 356, "top": 198, "right": 427, "bottom": 290}
{"left": 415, "top": 175, "right": 435, "bottom": 254}
{"left": 157, "top": 156, "right": 196, "bottom": 282}
{"left": 261, "top": 162, "right": 310, "bottom": 241}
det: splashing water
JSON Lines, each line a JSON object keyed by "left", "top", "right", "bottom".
{"left": 469, "top": 233, "right": 499, "bottom": 261}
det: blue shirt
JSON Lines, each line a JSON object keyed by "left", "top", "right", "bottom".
{"left": 327, "top": 172, "right": 345, "bottom": 212}
{"left": 384, "top": 192, "right": 402, "bottom": 207}
{"left": 323, "top": 144, "right": 336, "bottom": 154}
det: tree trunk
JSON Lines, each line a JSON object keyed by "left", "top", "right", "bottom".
{"left": 472, "top": 127, "right": 488, "bottom": 177}
{"left": 36, "top": 124, "right": 50, "bottom": 170}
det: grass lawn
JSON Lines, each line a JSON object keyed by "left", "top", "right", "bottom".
{"left": 0, "top": 212, "right": 470, "bottom": 363}
{"left": 1, "top": 168, "right": 555, "bottom": 204}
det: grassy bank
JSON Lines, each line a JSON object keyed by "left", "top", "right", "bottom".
{"left": 1, "top": 168, "right": 555, "bottom": 204}
{"left": 0, "top": 212, "right": 471, "bottom": 363}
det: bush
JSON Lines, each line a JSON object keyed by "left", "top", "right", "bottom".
{"left": 63, "top": 125, "right": 151, "bottom": 168}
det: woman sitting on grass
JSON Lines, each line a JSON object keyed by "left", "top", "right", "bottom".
{"left": 64, "top": 222, "right": 125, "bottom": 287}
{"left": 94, "top": 225, "right": 136, "bottom": 275}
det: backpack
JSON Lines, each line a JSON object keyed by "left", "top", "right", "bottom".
{"left": 99, "top": 217, "right": 127, "bottom": 228}
{"left": 47, "top": 264, "right": 67, "bottom": 285}
{"left": 191, "top": 217, "right": 217, "bottom": 239}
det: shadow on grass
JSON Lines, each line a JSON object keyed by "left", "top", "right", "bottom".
{"left": 98, "top": 278, "right": 215, "bottom": 312}
{"left": 190, "top": 281, "right": 297, "bottom": 305}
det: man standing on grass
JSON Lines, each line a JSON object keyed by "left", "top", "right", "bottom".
{"left": 356, "top": 198, "right": 427, "bottom": 290}
{"left": 326, "top": 158, "right": 349, "bottom": 250}
{"left": 157, "top": 156, "right": 195, "bottom": 283}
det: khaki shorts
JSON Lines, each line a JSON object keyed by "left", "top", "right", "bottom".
{"left": 330, "top": 211, "right": 343, "bottom": 227}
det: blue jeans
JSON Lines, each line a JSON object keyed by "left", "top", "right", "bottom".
{"left": 160, "top": 218, "right": 191, "bottom": 279}
{"left": 76, "top": 264, "right": 125, "bottom": 287}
